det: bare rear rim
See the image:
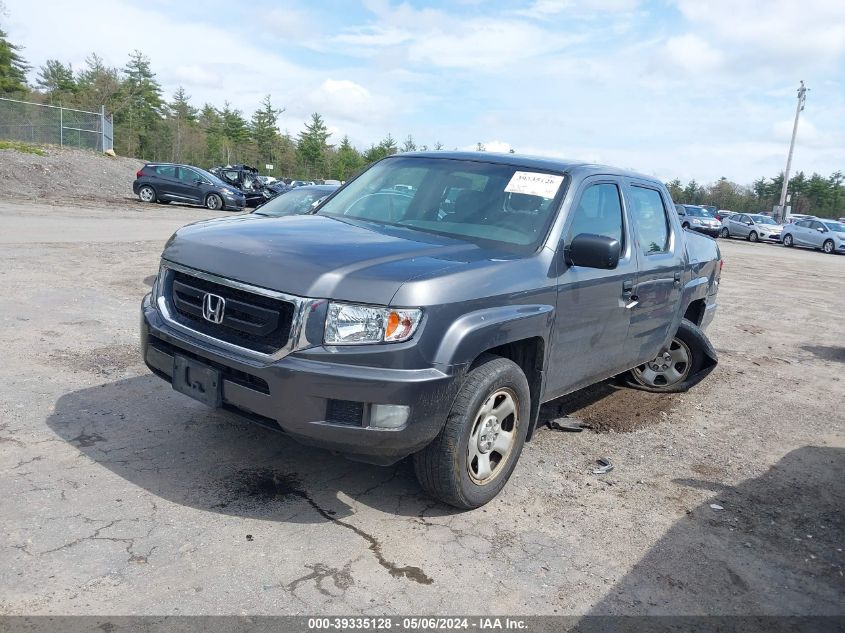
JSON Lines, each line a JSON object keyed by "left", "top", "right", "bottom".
{"left": 467, "top": 388, "right": 519, "bottom": 485}
{"left": 632, "top": 338, "right": 692, "bottom": 388}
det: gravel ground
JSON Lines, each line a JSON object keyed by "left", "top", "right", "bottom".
{"left": 0, "top": 200, "right": 842, "bottom": 616}
{"left": 0, "top": 146, "right": 144, "bottom": 207}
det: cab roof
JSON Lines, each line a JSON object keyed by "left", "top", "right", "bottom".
{"left": 392, "top": 151, "right": 661, "bottom": 184}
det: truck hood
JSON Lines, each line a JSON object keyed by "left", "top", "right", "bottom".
{"left": 162, "top": 214, "right": 488, "bottom": 304}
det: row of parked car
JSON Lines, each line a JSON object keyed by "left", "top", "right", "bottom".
{"left": 132, "top": 162, "right": 340, "bottom": 211}
{"left": 674, "top": 204, "right": 845, "bottom": 255}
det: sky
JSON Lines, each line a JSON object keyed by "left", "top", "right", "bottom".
{"left": 4, "top": 0, "right": 845, "bottom": 184}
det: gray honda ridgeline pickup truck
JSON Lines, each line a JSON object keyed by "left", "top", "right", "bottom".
{"left": 141, "top": 152, "right": 721, "bottom": 508}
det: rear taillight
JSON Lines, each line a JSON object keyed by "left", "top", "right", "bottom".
{"left": 136, "top": 169, "right": 143, "bottom": 178}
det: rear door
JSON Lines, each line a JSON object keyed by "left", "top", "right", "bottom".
{"left": 730, "top": 214, "right": 749, "bottom": 238}
{"left": 152, "top": 165, "right": 180, "bottom": 200}
{"left": 547, "top": 177, "right": 639, "bottom": 397}
{"left": 792, "top": 220, "right": 811, "bottom": 246}
{"left": 623, "top": 181, "right": 685, "bottom": 365}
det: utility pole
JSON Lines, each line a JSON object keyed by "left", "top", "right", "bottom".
{"left": 777, "top": 81, "right": 808, "bottom": 223}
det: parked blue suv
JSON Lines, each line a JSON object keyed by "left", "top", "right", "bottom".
{"left": 133, "top": 163, "right": 246, "bottom": 211}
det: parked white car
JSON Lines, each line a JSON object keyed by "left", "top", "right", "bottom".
{"left": 781, "top": 218, "right": 845, "bottom": 254}
{"left": 720, "top": 213, "right": 784, "bottom": 243}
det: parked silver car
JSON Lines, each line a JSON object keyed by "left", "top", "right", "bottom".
{"left": 720, "top": 213, "right": 783, "bottom": 242}
{"left": 781, "top": 218, "right": 845, "bottom": 254}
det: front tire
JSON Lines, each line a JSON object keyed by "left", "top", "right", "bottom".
{"left": 823, "top": 239, "right": 835, "bottom": 254}
{"left": 624, "top": 319, "right": 716, "bottom": 393}
{"left": 413, "top": 355, "right": 530, "bottom": 509}
{"left": 720, "top": 227, "right": 730, "bottom": 238}
{"left": 748, "top": 231, "right": 758, "bottom": 242}
{"left": 783, "top": 234, "right": 794, "bottom": 247}
{"left": 138, "top": 185, "right": 156, "bottom": 203}
{"left": 205, "top": 193, "right": 223, "bottom": 210}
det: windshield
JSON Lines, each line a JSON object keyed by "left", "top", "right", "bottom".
{"left": 254, "top": 188, "right": 335, "bottom": 217}
{"left": 685, "top": 206, "right": 714, "bottom": 218}
{"left": 823, "top": 220, "right": 845, "bottom": 232}
{"left": 316, "top": 156, "right": 566, "bottom": 251}
{"left": 751, "top": 215, "right": 776, "bottom": 224}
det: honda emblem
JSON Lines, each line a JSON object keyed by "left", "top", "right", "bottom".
{"left": 202, "top": 293, "right": 226, "bottom": 324}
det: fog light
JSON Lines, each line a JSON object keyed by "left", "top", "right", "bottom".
{"left": 370, "top": 404, "right": 410, "bottom": 429}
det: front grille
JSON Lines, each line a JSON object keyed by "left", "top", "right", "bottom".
{"left": 326, "top": 399, "right": 365, "bottom": 427}
{"left": 168, "top": 271, "right": 294, "bottom": 355}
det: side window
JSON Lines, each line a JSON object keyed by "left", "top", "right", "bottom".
{"left": 178, "top": 168, "right": 199, "bottom": 183}
{"left": 628, "top": 186, "right": 670, "bottom": 255}
{"left": 737, "top": 214, "right": 748, "bottom": 223}
{"left": 812, "top": 221, "right": 825, "bottom": 231}
{"left": 566, "top": 183, "right": 624, "bottom": 247}
{"left": 155, "top": 165, "right": 177, "bottom": 179}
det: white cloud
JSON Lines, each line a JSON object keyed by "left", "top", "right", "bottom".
{"left": 672, "top": 0, "right": 845, "bottom": 69}
{"left": 304, "top": 79, "right": 394, "bottom": 126}
{"left": 662, "top": 34, "right": 725, "bottom": 74}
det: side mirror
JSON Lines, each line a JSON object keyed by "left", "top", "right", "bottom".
{"left": 817, "top": 227, "right": 826, "bottom": 233}
{"left": 194, "top": 179, "right": 202, "bottom": 185}
{"left": 565, "top": 234, "right": 621, "bottom": 269}
{"left": 746, "top": 221, "right": 753, "bottom": 226}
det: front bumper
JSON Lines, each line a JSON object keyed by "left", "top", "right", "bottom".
{"left": 141, "top": 294, "right": 462, "bottom": 464}
{"left": 222, "top": 197, "right": 246, "bottom": 211}
{"left": 689, "top": 225, "right": 721, "bottom": 237}
{"left": 760, "top": 232, "right": 782, "bottom": 242}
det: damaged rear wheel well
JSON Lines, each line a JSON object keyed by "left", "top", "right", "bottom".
{"left": 683, "top": 299, "right": 706, "bottom": 326}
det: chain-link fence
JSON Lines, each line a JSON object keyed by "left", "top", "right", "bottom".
{"left": 0, "top": 97, "right": 113, "bottom": 152}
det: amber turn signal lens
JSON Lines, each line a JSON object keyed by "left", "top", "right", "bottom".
{"left": 386, "top": 311, "right": 401, "bottom": 337}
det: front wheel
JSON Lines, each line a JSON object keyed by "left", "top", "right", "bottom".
{"left": 823, "top": 239, "right": 835, "bottom": 254}
{"left": 748, "top": 231, "right": 758, "bottom": 242}
{"left": 413, "top": 355, "right": 530, "bottom": 509}
{"left": 205, "top": 193, "right": 223, "bottom": 210}
{"left": 624, "top": 319, "right": 717, "bottom": 393}
{"left": 783, "top": 234, "right": 794, "bottom": 247}
{"left": 720, "top": 227, "right": 730, "bottom": 238}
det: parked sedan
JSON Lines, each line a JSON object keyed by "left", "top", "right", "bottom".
{"left": 782, "top": 218, "right": 845, "bottom": 254}
{"left": 675, "top": 204, "right": 722, "bottom": 236}
{"left": 720, "top": 213, "right": 783, "bottom": 242}
{"left": 251, "top": 184, "right": 339, "bottom": 217}
{"left": 133, "top": 163, "right": 245, "bottom": 211}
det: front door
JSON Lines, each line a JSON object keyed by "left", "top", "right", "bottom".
{"left": 547, "top": 178, "right": 638, "bottom": 398}
{"left": 623, "top": 182, "right": 685, "bottom": 365}
{"left": 175, "top": 167, "right": 204, "bottom": 204}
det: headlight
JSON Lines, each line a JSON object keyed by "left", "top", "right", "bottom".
{"left": 325, "top": 302, "right": 422, "bottom": 345}
{"left": 222, "top": 189, "right": 235, "bottom": 197}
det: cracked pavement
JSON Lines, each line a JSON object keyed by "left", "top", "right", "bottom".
{"left": 0, "top": 201, "right": 842, "bottom": 615}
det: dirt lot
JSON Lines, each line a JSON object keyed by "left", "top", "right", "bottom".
{"left": 0, "top": 199, "right": 842, "bottom": 616}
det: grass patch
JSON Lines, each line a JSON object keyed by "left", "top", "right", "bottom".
{"left": 0, "top": 140, "right": 47, "bottom": 156}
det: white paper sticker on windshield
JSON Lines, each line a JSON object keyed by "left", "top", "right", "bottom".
{"left": 504, "top": 171, "right": 564, "bottom": 199}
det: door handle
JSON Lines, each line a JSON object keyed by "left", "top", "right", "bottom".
{"left": 622, "top": 280, "right": 638, "bottom": 309}
{"left": 673, "top": 271, "right": 681, "bottom": 286}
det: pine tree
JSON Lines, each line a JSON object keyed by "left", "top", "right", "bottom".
{"left": 333, "top": 135, "right": 363, "bottom": 180}
{"left": 251, "top": 95, "right": 283, "bottom": 170}
{"left": 401, "top": 134, "right": 416, "bottom": 152}
{"left": 168, "top": 86, "right": 197, "bottom": 163}
{"left": 0, "top": 24, "right": 29, "bottom": 94}
{"left": 36, "top": 60, "right": 76, "bottom": 100}
{"left": 118, "top": 50, "right": 165, "bottom": 157}
{"left": 297, "top": 113, "right": 331, "bottom": 178}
